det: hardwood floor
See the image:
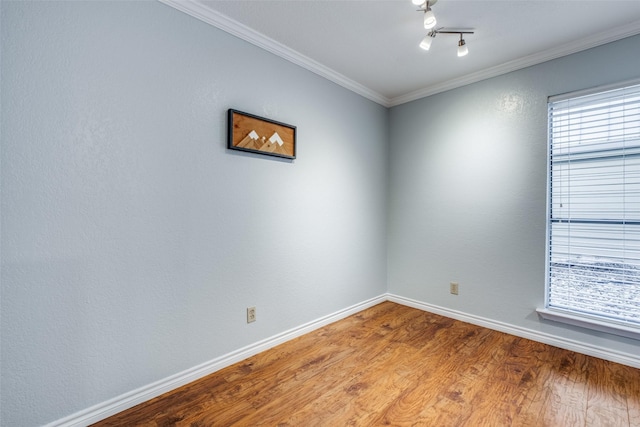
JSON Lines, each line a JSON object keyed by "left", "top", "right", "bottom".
{"left": 93, "top": 302, "right": 640, "bottom": 426}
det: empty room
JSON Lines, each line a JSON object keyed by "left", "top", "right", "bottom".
{"left": 2, "top": 1, "right": 640, "bottom": 425}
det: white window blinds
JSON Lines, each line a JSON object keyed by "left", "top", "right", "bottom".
{"left": 547, "top": 80, "right": 640, "bottom": 329}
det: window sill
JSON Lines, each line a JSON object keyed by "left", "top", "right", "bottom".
{"left": 537, "top": 308, "right": 640, "bottom": 341}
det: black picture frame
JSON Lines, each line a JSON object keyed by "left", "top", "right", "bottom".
{"left": 227, "top": 109, "right": 297, "bottom": 160}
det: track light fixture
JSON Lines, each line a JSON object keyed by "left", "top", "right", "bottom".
{"left": 419, "top": 29, "right": 474, "bottom": 57}
{"left": 411, "top": 0, "right": 474, "bottom": 58}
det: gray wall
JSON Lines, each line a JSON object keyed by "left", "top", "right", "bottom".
{"left": 3, "top": 1, "right": 640, "bottom": 425}
{"left": 388, "top": 35, "right": 640, "bottom": 360}
{"left": 0, "top": 2, "right": 388, "bottom": 425}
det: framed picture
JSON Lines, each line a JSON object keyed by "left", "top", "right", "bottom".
{"left": 227, "top": 109, "right": 296, "bottom": 160}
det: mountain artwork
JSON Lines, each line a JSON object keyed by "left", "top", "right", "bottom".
{"left": 228, "top": 109, "right": 296, "bottom": 159}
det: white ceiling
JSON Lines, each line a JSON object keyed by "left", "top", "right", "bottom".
{"left": 162, "top": 0, "right": 640, "bottom": 106}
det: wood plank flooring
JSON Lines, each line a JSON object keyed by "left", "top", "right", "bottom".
{"left": 93, "top": 302, "right": 640, "bottom": 426}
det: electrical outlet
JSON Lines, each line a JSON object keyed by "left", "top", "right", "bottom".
{"left": 247, "top": 307, "right": 256, "bottom": 323}
{"left": 450, "top": 282, "right": 459, "bottom": 295}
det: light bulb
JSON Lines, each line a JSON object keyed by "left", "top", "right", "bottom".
{"left": 424, "top": 9, "right": 436, "bottom": 29}
{"left": 419, "top": 35, "right": 434, "bottom": 51}
{"left": 457, "top": 38, "right": 468, "bottom": 57}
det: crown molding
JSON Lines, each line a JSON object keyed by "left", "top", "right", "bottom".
{"left": 158, "top": 0, "right": 392, "bottom": 107}
{"left": 159, "top": 0, "right": 640, "bottom": 109}
{"left": 390, "top": 19, "right": 640, "bottom": 106}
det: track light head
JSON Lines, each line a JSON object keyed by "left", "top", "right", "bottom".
{"left": 423, "top": 3, "right": 437, "bottom": 29}
{"left": 413, "top": 0, "right": 437, "bottom": 6}
{"left": 457, "top": 35, "right": 468, "bottom": 57}
{"left": 419, "top": 31, "right": 436, "bottom": 50}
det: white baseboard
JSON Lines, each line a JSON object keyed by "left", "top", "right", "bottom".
{"left": 47, "top": 292, "right": 639, "bottom": 426}
{"left": 45, "top": 294, "right": 387, "bottom": 427}
{"left": 387, "top": 293, "right": 640, "bottom": 369}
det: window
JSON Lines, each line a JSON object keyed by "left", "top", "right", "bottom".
{"left": 541, "top": 80, "right": 640, "bottom": 338}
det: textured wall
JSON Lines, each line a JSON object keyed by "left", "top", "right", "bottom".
{"left": 0, "top": 2, "right": 388, "bottom": 425}
{"left": 388, "top": 35, "right": 640, "bottom": 360}
{"left": 4, "top": 1, "right": 640, "bottom": 425}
